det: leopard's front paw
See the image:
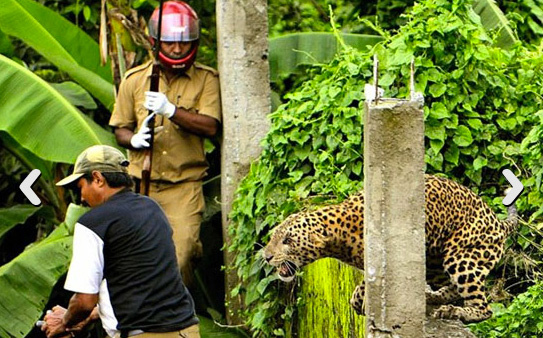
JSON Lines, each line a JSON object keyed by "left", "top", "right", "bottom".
{"left": 432, "top": 304, "right": 461, "bottom": 320}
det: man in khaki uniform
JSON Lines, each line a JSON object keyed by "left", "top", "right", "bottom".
{"left": 109, "top": 1, "right": 221, "bottom": 288}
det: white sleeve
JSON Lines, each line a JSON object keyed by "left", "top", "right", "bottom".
{"left": 64, "top": 223, "right": 104, "bottom": 294}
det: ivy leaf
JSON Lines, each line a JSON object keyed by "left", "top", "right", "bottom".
{"left": 426, "top": 124, "right": 446, "bottom": 141}
{"left": 430, "top": 139, "right": 445, "bottom": 154}
{"left": 429, "top": 102, "right": 449, "bottom": 119}
{"left": 473, "top": 156, "right": 488, "bottom": 171}
{"left": 497, "top": 117, "right": 517, "bottom": 131}
{"left": 388, "top": 46, "right": 413, "bottom": 66}
{"left": 467, "top": 118, "right": 483, "bottom": 129}
{"left": 256, "top": 275, "right": 278, "bottom": 295}
{"left": 429, "top": 83, "right": 447, "bottom": 98}
{"left": 444, "top": 145, "right": 460, "bottom": 165}
{"left": 425, "top": 150, "right": 443, "bottom": 170}
{"left": 352, "top": 161, "right": 362, "bottom": 176}
{"left": 453, "top": 125, "right": 473, "bottom": 147}
{"left": 328, "top": 86, "right": 341, "bottom": 98}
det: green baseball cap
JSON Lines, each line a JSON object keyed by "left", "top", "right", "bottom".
{"left": 56, "top": 145, "right": 129, "bottom": 186}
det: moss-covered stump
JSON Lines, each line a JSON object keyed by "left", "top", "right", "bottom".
{"left": 297, "top": 258, "right": 365, "bottom": 338}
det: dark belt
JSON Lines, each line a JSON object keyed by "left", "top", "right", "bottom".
{"left": 120, "top": 329, "right": 144, "bottom": 338}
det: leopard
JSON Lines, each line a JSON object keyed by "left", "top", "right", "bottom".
{"left": 263, "top": 175, "right": 519, "bottom": 323}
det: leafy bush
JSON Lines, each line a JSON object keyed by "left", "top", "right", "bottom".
{"left": 470, "top": 282, "right": 543, "bottom": 337}
{"left": 268, "top": 0, "right": 416, "bottom": 38}
{"left": 268, "top": 0, "right": 363, "bottom": 37}
{"left": 227, "top": 0, "right": 543, "bottom": 336}
{"left": 501, "top": 0, "right": 543, "bottom": 46}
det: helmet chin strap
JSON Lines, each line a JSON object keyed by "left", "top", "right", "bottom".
{"left": 156, "top": 41, "right": 198, "bottom": 72}
{"left": 159, "top": 58, "right": 187, "bottom": 72}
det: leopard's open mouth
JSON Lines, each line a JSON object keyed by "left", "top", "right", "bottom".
{"left": 277, "top": 261, "right": 297, "bottom": 282}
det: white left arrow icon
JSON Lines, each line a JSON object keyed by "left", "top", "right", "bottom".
{"left": 502, "top": 169, "right": 523, "bottom": 207}
{"left": 20, "top": 169, "right": 42, "bottom": 206}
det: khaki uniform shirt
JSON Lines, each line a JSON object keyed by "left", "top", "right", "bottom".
{"left": 109, "top": 61, "right": 221, "bottom": 183}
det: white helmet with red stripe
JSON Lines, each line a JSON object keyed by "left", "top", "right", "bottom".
{"left": 148, "top": 1, "right": 199, "bottom": 71}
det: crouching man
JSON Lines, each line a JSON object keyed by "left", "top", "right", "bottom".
{"left": 41, "top": 145, "right": 199, "bottom": 338}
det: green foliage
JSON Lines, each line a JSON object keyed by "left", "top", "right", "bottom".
{"left": 0, "top": 204, "right": 87, "bottom": 337}
{"left": 40, "top": 0, "right": 102, "bottom": 38}
{"left": 373, "top": 0, "right": 415, "bottom": 31}
{"left": 0, "top": 54, "right": 116, "bottom": 164}
{"left": 267, "top": 1, "right": 414, "bottom": 100}
{"left": 0, "top": 205, "right": 42, "bottom": 242}
{"left": 268, "top": 0, "right": 357, "bottom": 37}
{"left": 228, "top": 0, "right": 543, "bottom": 336}
{"left": 268, "top": 32, "right": 383, "bottom": 82}
{"left": 0, "top": 0, "right": 114, "bottom": 108}
{"left": 501, "top": 0, "right": 543, "bottom": 46}
{"left": 470, "top": 282, "right": 543, "bottom": 337}
{"left": 198, "top": 315, "right": 250, "bottom": 338}
{"left": 268, "top": 0, "right": 415, "bottom": 38}
{"left": 473, "top": 0, "right": 518, "bottom": 48}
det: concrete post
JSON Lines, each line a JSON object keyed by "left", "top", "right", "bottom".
{"left": 363, "top": 98, "right": 426, "bottom": 337}
{"left": 216, "top": 0, "right": 271, "bottom": 324}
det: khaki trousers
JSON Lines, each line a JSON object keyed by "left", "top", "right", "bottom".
{"left": 112, "top": 324, "right": 200, "bottom": 338}
{"left": 149, "top": 181, "right": 205, "bottom": 287}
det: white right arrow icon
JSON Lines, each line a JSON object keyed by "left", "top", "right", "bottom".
{"left": 19, "top": 169, "right": 42, "bottom": 206}
{"left": 502, "top": 169, "right": 523, "bottom": 206}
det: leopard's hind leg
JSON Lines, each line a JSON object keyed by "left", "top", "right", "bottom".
{"left": 432, "top": 247, "right": 495, "bottom": 323}
{"left": 426, "top": 283, "right": 461, "bottom": 305}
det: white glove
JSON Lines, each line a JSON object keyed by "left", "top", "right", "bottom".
{"left": 144, "top": 91, "right": 176, "bottom": 119}
{"left": 130, "top": 113, "right": 155, "bottom": 149}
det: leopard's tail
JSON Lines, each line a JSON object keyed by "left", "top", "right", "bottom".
{"left": 503, "top": 203, "right": 519, "bottom": 237}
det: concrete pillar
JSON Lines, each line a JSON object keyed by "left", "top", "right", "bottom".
{"left": 216, "top": 0, "right": 271, "bottom": 324}
{"left": 363, "top": 98, "right": 425, "bottom": 337}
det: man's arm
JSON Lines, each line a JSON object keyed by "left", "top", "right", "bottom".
{"left": 114, "top": 110, "right": 218, "bottom": 147}
{"left": 169, "top": 108, "right": 219, "bottom": 137}
{"left": 143, "top": 91, "right": 220, "bottom": 138}
{"left": 114, "top": 127, "right": 136, "bottom": 149}
{"left": 63, "top": 293, "right": 99, "bottom": 328}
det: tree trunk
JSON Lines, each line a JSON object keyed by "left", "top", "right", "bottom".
{"left": 216, "top": 0, "right": 271, "bottom": 325}
{"left": 297, "top": 260, "right": 365, "bottom": 338}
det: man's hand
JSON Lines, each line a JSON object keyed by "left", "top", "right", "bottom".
{"left": 40, "top": 306, "right": 72, "bottom": 338}
{"left": 144, "top": 91, "right": 176, "bottom": 119}
{"left": 130, "top": 113, "right": 156, "bottom": 149}
{"left": 41, "top": 305, "right": 98, "bottom": 338}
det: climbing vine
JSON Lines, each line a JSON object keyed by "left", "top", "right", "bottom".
{"left": 227, "top": 0, "right": 543, "bottom": 336}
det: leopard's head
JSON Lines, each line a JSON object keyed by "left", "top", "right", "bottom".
{"left": 263, "top": 212, "right": 327, "bottom": 282}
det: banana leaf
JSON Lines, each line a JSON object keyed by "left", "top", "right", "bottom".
{"left": 0, "top": 132, "right": 61, "bottom": 209}
{"left": 0, "top": 0, "right": 115, "bottom": 109}
{"left": 473, "top": 0, "right": 518, "bottom": 48}
{"left": 0, "top": 132, "right": 54, "bottom": 180}
{"left": 0, "top": 30, "right": 14, "bottom": 57}
{"left": 0, "top": 54, "right": 116, "bottom": 164}
{"left": 269, "top": 32, "right": 383, "bottom": 82}
{"left": 50, "top": 82, "right": 98, "bottom": 110}
{"left": 0, "top": 203, "right": 88, "bottom": 338}
{"left": 0, "top": 205, "right": 42, "bottom": 243}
